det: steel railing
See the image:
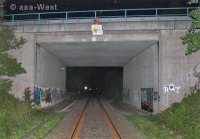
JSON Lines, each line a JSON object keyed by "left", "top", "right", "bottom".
{"left": 4, "top": 7, "right": 197, "bottom": 26}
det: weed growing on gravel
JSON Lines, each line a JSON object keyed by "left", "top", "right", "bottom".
{"left": 29, "top": 113, "right": 65, "bottom": 139}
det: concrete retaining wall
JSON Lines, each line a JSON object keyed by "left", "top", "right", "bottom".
{"left": 123, "top": 44, "right": 159, "bottom": 112}
{"left": 160, "top": 30, "right": 200, "bottom": 111}
{"left": 8, "top": 33, "right": 35, "bottom": 98}
{"left": 34, "top": 45, "right": 66, "bottom": 107}
{"left": 123, "top": 30, "right": 200, "bottom": 113}
{"left": 8, "top": 33, "right": 66, "bottom": 101}
{"left": 35, "top": 45, "right": 66, "bottom": 89}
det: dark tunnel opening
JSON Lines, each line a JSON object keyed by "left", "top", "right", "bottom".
{"left": 66, "top": 67, "right": 123, "bottom": 101}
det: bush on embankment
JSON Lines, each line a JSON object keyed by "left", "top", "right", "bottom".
{"left": 0, "top": 90, "right": 53, "bottom": 138}
{"left": 126, "top": 90, "right": 200, "bottom": 138}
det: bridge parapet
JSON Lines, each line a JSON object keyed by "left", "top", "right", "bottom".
{"left": 13, "top": 20, "right": 192, "bottom": 33}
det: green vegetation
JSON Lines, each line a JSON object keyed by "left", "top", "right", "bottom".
{"left": 0, "top": 2, "right": 65, "bottom": 138}
{"left": 0, "top": 91, "right": 54, "bottom": 138}
{"left": 0, "top": 87, "right": 66, "bottom": 138}
{"left": 0, "top": 0, "right": 26, "bottom": 93}
{"left": 126, "top": 115, "right": 178, "bottom": 138}
{"left": 126, "top": 90, "right": 200, "bottom": 138}
{"left": 182, "top": 0, "right": 200, "bottom": 55}
{"left": 29, "top": 113, "right": 65, "bottom": 139}
{"left": 0, "top": 1, "right": 53, "bottom": 138}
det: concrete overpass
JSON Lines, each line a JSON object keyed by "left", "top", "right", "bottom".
{"left": 8, "top": 20, "right": 200, "bottom": 113}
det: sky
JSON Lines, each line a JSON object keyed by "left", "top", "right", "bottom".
{"left": 4, "top": 0, "right": 191, "bottom": 14}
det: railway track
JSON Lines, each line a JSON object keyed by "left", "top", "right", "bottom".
{"left": 68, "top": 98, "right": 123, "bottom": 139}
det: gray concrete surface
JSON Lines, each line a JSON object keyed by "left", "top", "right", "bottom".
{"left": 159, "top": 30, "right": 200, "bottom": 111}
{"left": 35, "top": 44, "right": 66, "bottom": 89}
{"left": 8, "top": 20, "right": 200, "bottom": 112}
{"left": 123, "top": 44, "right": 159, "bottom": 113}
{"left": 13, "top": 20, "right": 192, "bottom": 33}
{"left": 8, "top": 33, "right": 66, "bottom": 99}
{"left": 39, "top": 41, "right": 157, "bottom": 67}
{"left": 8, "top": 33, "right": 35, "bottom": 98}
{"left": 56, "top": 100, "right": 78, "bottom": 113}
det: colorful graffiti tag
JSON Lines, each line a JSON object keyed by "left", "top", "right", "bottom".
{"left": 52, "top": 88, "right": 57, "bottom": 103}
{"left": 45, "top": 89, "right": 52, "bottom": 103}
{"left": 141, "top": 88, "right": 154, "bottom": 112}
{"left": 34, "top": 86, "right": 40, "bottom": 105}
{"left": 33, "top": 85, "right": 66, "bottom": 108}
{"left": 40, "top": 88, "right": 46, "bottom": 102}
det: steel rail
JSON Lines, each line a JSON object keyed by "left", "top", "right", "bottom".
{"left": 68, "top": 98, "right": 89, "bottom": 139}
{"left": 69, "top": 98, "right": 123, "bottom": 139}
{"left": 98, "top": 98, "right": 124, "bottom": 139}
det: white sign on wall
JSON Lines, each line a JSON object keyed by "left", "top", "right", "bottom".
{"left": 91, "top": 25, "right": 103, "bottom": 35}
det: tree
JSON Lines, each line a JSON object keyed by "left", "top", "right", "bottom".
{"left": 181, "top": 0, "right": 200, "bottom": 55}
{"left": 0, "top": 0, "right": 26, "bottom": 93}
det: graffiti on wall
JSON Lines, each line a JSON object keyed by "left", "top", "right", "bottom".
{"left": 123, "top": 88, "right": 130, "bottom": 102}
{"left": 52, "top": 88, "right": 58, "bottom": 103}
{"left": 163, "top": 83, "right": 181, "bottom": 108}
{"left": 141, "top": 88, "right": 154, "bottom": 112}
{"left": 164, "top": 84, "right": 181, "bottom": 94}
{"left": 33, "top": 85, "right": 67, "bottom": 108}
{"left": 40, "top": 88, "right": 46, "bottom": 102}
{"left": 45, "top": 89, "right": 52, "bottom": 103}
{"left": 57, "top": 88, "right": 61, "bottom": 101}
{"left": 34, "top": 86, "right": 41, "bottom": 105}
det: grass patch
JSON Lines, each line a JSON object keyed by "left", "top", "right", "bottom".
{"left": 29, "top": 113, "right": 65, "bottom": 139}
{"left": 126, "top": 115, "right": 178, "bottom": 138}
{"left": 126, "top": 90, "right": 200, "bottom": 138}
{"left": 0, "top": 92, "right": 54, "bottom": 138}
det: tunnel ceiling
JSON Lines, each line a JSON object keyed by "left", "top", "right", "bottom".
{"left": 38, "top": 41, "right": 157, "bottom": 67}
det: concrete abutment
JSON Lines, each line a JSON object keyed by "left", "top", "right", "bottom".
{"left": 8, "top": 21, "right": 200, "bottom": 112}
{"left": 123, "top": 43, "right": 159, "bottom": 113}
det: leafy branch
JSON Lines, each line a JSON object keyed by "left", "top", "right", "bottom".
{"left": 181, "top": 0, "right": 200, "bottom": 55}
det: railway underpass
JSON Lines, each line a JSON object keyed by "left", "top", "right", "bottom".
{"left": 7, "top": 19, "right": 200, "bottom": 138}
{"left": 9, "top": 20, "right": 199, "bottom": 114}
{"left": 37, "top": 38, "right": 159, "bottom": 109}
{"left": 32, "top": 36, "right": 159, "bottom": 138}
{"left": 3, "top": 5, "right": 200, "bottom": 138}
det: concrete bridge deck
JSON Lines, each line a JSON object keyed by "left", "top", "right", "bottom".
{"left": 4, "top": 16, "right": 193, "bottom": 26}
{"left": 12, "top": 20, "right": 192, "bottom": 33}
